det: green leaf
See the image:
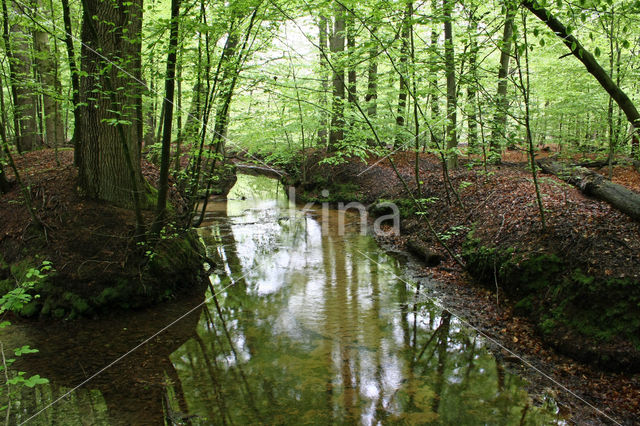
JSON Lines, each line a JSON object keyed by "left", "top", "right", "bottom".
{"left": 594, "top": 46, "right": 601, "bottom": 57}
{"left": 14, "top": 345, "right": 39, "bottom": 356}
{"left": 24, "top": 375, "right": 49, "bottom": 388}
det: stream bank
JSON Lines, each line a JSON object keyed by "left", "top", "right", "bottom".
{"left": 282, "top": 149, "right": 640, "bottom": 422}
{"left": 0, "top": 150, "right": 208, "bottom": 318}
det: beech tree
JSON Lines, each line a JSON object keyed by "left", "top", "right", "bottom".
{"left": 76, "top": 0, "right": 146, "bottom": 212}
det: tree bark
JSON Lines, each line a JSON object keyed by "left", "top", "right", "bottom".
{"left": 466, "top": 12, "right": 479, "bottom": 151}
{"left": 444, "top": 0, "right": 457, "bottom": 169}
{"left": 32, "top": 0, "right": 65, "bottom": 148}
{"left": 318, "top": 15, "right": 329, "bottom": 146}
{"left": 395, "top": 1, "right": 411, "bottom": 145}
{"left": 77, "top": 0, "right": 146, "bottom": 208}
{"left": 538, "top": 159, "right": 640, "bottom": 222}
{"left": 2, "top": 0, "right": 39, "bottom": 152}
{"left": 522, "top": 0, "right": 640, "bottom": 147}
{"left": 0, "top": 161, "right": 9, "bottom": 193}
{"left": 152, "top": 0, "right": 181, "bottom": 234}
{"left": 365, "top": 26, "right": 378, "bottom": 119}
{"left": 346, "top": 12, "right": 356, "bottom": 104}
{"left": 61, "top": 0, "right": 81, "bottom": 164}
{"left": 489, "top": 4, "right": 515, "bottom": 161}
{"left": 329, "top": 4, "right": 345, "bottom": 151}
{"left": 429, "top": 0, "right": 441, "bottom": 147}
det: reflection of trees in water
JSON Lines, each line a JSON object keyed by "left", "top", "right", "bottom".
{"left": 7, "top": 289, "right": 206, "bottom": 425}
{"left": 171, "top": 183, "right": 559, "bottom": 424}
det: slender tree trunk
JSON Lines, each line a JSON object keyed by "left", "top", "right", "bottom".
{"left": 32, "top": 0, "right": 65, "bottom": 148}
{"left": 365, "top": 26, "right": 378, "bottom": 119}
{"left": 77, "top": 0, "right": 146, "bottom": 210}
{"left": 329, "top": 4, "right": 345, "bottom": 151}
{"left": 174, "top": 44, "right": 182, "bottom": 172}
{"left": 2, "top": 0, "right": 39, "bottom": 152}
{"left": 489, "top": 4, "right": 515, "bottom": 162}
{"left": 466, "top": 12, "right": 479, "bottom": 152}
{"left": 346, "top": 13, "right": 356, "bottom": 105}
{"left": 318, "top": 15, "right": 329, "bottom": 146}
{"left": 444, "top": 0, "right": 457, "bottom": 169}
{"left": 0, "top": 161, "right": 9, "bottom": 193}
{"left": 523, "top": 0, "right": 640, "bottom": 149}
{"left": 395, "top": 1, "right": 412, "bottom": 145}
{"left": 61, "top": 0, "right": 81, "bottom": 164}
{"left": 429, "top": 0, "right": 441, "bottom": 147}
{"left": 152, "top": 0, "right": 181, "bottom": 235}
{"left": 365, "top": 25, "right": 377, "bottom": 146}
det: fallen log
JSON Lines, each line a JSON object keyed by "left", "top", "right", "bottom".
{"left": 537, "top": 159, "right": 640, "bottom": 222}
{"left": 407, "top": 237, "right": 443, "bottom": 267}
{"left": 236, "top": 163, "right": 285, "bottom": 179}
{"left": 571, "top": 159, "right": 617, "bottom": 169}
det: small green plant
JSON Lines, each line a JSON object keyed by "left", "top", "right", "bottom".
{"left": 437, "top": 225, "right": 469, "bottom": 241}
{"left": 1, "top": 261, "right": 52, "bottom": 417}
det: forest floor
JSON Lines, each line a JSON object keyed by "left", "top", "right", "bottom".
{"left": 0, "top": 149, "right": 201, "bottom": 318}
{"left": 292, "top": 148, "right": 640, "bottom": 424}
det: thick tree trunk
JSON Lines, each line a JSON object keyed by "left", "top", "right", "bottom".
{"left": 538, "top": 159, "right": 640, "bottom": 222}
{"left": 329, "top": 4, "right": 345, "bottom": 151}
{"left": 32, "top": 0, "right": 65, "bottom": 147}
{"left": 444, "top": 0, "right": 457, "bottom": 169}
{"left": 489, "top": 5, "right": 515, "bottom": 161}
{"left": 522, "top": 0, "right": 640, "bottom": 145}
{"left": 77, "top": 0, "right": 145, "bottom": 208}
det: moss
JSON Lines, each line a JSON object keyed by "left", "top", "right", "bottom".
{"left": 63, "top": 292, "right": 90, "bottom": 315}
{"left": 370, "top": 198, "right": 416, "bottom": 219}
{"left": 463, "top": 227, "right": 640, "bottom": 350}
{"left": 19, "top": 300, "right": 41, "bottom": 317}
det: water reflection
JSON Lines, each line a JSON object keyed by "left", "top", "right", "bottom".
{"left": 177, "top": 174, "right": 561, "bottom": 424}
{"left": 3, "top": 174, "right": 562, "bottom": 424}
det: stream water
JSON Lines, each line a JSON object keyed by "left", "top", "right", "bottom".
{"left": 4, "top": 174, "right": 564, "bottom": 425}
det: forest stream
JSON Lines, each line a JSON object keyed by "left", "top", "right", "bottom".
{"left": 3, "top": 174, "right": 567, "bottom": 425}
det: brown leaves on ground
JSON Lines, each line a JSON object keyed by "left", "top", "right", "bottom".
{"left": 0, "top": 149, "right": 185, "bottom": 293}
{"left": 321, "top": 150, "right": 640, "bottom": 424}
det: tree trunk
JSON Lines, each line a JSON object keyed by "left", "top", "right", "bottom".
{"left": 0, "top": 161, "right": 9, "bottom": 193}
{"left": 61, "top": 0, "right": 81, "bottom": 164}
{"left": 2, "top": 0, "right": 39, "bottom": 152}
{"left": 538, "top": 159, "right": 640, "bottom": 222}
{"left": 522, "top": 0, "right": 640, "bottom": 146}
{"left": 444, "top": 0, "right": 457, "bottom": 169}
{"left": 329, "top": 4, "right": 345, "bottom": 151}
{"left": 77, "top": 0, "right": 146, "bottom": 208}
{"left": 346, "top": 12, "right": 356, "bottom": 105}
{"left": 365, "top": 26, "right": 378, "bottom": 120}
{"left": 32, "top": 0, "right": 65, "bottom": 148}
{"left": 429, "top": 0, "right": 441, "bottom": 147}
{"left": 318, "top": 15, "right": 329, "bottom": 146}
{"left": 489, "top": 5, "right": 515, "bottom": 161}
{"left": 395, "top": 1, "right": 411, "bottom": 145}
{"left": 151, "top": 0, "right": 181, "bottom": 234}
{"left": 466, "top": 13, "right": 478, "bottom": 152}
